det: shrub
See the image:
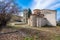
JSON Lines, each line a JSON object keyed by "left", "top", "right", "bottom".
{"left": 24, "top": 37, "right": 33, "bottom": 40}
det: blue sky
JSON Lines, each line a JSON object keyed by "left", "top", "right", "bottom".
{"left": 15, "top": 0, "right": 33, "bottom": 8}
{"left": 0, "top": 0, "right": 60, "bottom": 20}
{"left": 15, "top": 0, "right": 60, "bottom": 20}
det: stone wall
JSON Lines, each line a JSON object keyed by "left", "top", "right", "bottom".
{"left": 41, "top": 9, "right": 56, "bottom": 26}
{"left": 29, "top": 15, "right": 37, "bottom": 27}
{"left": 28, "top": 15, "right": 47, "bottom": 27}
{"left": 37, "top": 17, "right": 47, "bottom": 27}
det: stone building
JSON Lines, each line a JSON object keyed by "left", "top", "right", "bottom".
{"left": 28, "top": 9, "right": 56, "bottom": 27}
{"left": 23, "top": 9, "right": 28, "bottom": 23}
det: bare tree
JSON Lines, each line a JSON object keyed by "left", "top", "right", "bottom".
{"left": 0, "top": 0, "right": 21, "bottom": 27}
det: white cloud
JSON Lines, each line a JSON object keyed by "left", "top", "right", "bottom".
{"left": 31, "top": 0, "right": 60, "bottom": 10}
{"left": 0, "top": 0, "right": 4, "bottom": 2}
{"left": 48, "top": 3, "right": 60, "bottom": 10}
{"left": 30, "top": 0, "right": 60, "bottom": 20}
{"left": 0, "top": 0, "right": 3, "bottom": 1}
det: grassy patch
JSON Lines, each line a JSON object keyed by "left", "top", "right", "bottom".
{"left": 24, "top": 37, "right": 33, "bottom": 40}
{"left": 55, "top": 36, "right": 60, "bottom": 40}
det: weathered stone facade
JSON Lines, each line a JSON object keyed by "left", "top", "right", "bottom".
{"left": 41, "top": 9, "right": 56, "bottom": 26}
{"left": 28, "top": 9, "right": 56, "bottom": 27}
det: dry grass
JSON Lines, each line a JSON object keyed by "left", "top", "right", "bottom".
{"left": 0, "top": 27, "right": 55, "bottom": 40}
{"left": 3, "top": 24, "right": 60, "bottom": 40}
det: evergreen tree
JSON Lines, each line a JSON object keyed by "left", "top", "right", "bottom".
{"left": 28, "top": 8, "right": 32, "bottom": 18}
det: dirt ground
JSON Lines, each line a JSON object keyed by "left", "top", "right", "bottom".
{"left": 13, "top": 25, "right": 60, "bottom": 35}
{"left": 39, "top": 27, "right": 60, "bottom": 35}
{"left": 0, "top": 26, "right": 60, "bottom": 40}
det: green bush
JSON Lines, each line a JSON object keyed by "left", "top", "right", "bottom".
{"left": 24, "top": 37, "right": 33, "bottom": 40}
{"left": 55, "top": 36, "right": 60, "bottom": 40}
